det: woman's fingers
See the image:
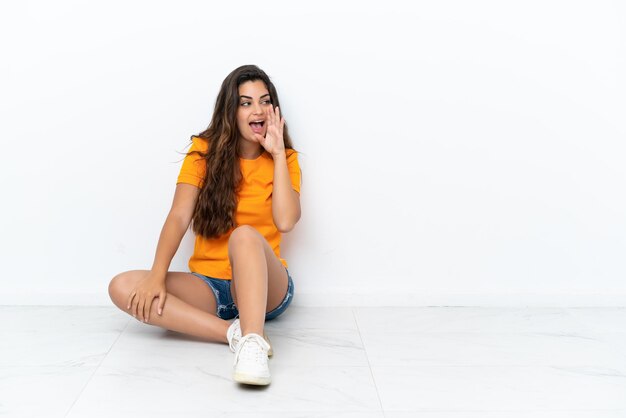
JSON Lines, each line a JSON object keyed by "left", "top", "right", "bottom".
{"left": 274, "top": 106, "right": 283, "bottom": 135}
{"left": 126, "top": 291, "right": 135, "bottom": 311}
{"left": 126, "top": 288, "right": 163, "bottom": 322}
{"left": 140, "top": 298, "right": 148, "bottom": 322}
{"left": 158, "top": 292, "right": 166, "bottom": 315}
{"left": 134, "top": 298, "right": 141, "bottom": 320}
{"left": 131, "top": 300, "right": 137, "bottom": 318}
{"left": 127, "top": 290, "right": 156, "bottom": 322}
{"left": 129, "top": 293, "right": 139, "bottom": 318}
{"left": 266, "top": 106, "right": 282, "bottom": 134}
{"left": 135, "top": 296, "right": 143, "bottom": 321}
{"left": 145, "top": 297, "right": 151, "bottom": 322}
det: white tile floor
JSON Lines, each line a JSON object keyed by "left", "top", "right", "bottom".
{"left": 1, "top": 306, "right": 626, "bottom": 417}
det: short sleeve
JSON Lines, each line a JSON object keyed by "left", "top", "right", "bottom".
{"left": 176, "top": 136, "right": 208, "bottom": 188}
{"left": 286, "top": 150, "right": 301, "bottom": 194}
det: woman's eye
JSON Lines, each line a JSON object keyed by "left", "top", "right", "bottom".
{"left": 240, "top": 100, "right": 271, "bottom": 106}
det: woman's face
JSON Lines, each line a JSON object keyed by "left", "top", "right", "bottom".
{"left": 236, "top": 80, "right": 272, "bottom": 143}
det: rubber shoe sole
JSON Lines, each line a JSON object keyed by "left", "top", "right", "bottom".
{"left": 233, "top": 370, "right": 271, "bottom": 386}
{"left": 232, "top": 333, "right": 272, "bottom": 386}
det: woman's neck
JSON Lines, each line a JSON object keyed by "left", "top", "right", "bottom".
{"left": 239, "top": 141, "right": 263, "bottom": 160}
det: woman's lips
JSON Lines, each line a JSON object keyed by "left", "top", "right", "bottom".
{"left": 250, "top": 121, "right": 264, "bottom": 134}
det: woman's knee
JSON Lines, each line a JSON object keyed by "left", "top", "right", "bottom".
{"left": 228, "top": 225, "right": 261, "bottom": 251}
{"left": 108, "top": 270, "right": 143, "bottom": 304}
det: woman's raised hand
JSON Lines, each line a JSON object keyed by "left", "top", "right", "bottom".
{"left": 126, "top": 271, "right": 167, "bottom": 323}
{"left": 254, "top": 105, "right": 285, "bottom": 157}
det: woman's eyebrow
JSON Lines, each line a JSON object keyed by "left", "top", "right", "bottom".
{"left": 239, "top": 93, "right": 270, "bottom": 99}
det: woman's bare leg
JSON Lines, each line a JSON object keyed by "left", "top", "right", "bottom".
{"left": 108, "top": 270, "right": 230, "bottom": 343}
{"left": 227, "top": 225, "right": 290, "bottom": 337}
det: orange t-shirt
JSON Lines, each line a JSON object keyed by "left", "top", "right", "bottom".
{"left": 176, "top": 136, "right": 301, "bottom": 280}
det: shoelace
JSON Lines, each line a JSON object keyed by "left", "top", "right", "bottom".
{"left": 228, "top": 319, "right": 241, "bottom": 352}
{"left": 234, "top": 333, "right": 269, "bottom": 366}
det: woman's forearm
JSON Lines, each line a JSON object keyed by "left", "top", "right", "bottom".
{"left": 150, "top": 213, "right": 190, "bottom": 279}
{"left": 271, "top": 151, "right": 300, "bottom": 232}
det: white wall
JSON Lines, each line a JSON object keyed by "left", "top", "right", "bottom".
{"left": 1, "top": 0, "right": 624, "bottom": 307}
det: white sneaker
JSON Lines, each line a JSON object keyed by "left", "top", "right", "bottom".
{"left": 227, "top": 319, "right": 273, "bottom": 357}
{"left": 232, "top": 333, "right": 271, "bottom": 385}
{"left": 226, "top": 319, "right": 241, "bottom": 353}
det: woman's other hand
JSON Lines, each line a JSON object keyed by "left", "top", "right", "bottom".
{"left": 254, "top": 105, "right": 285, "bottom": 157}
{"left": 126, "top": 271, "right": 167, "bottom": 323}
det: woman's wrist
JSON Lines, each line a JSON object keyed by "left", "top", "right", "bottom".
{"left": 271, "top": 150, "right": 286, "bottom": 159}
{"left": 150, "top": 264, "right": 168, "bottom": 279}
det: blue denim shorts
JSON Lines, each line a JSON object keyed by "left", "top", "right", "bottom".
{"left": 190, "top": 267, "right": 294, "bottom": 321}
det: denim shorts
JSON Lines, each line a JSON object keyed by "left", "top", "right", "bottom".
{"left": 190, "top": 267, "right": 294, "bottom": 321}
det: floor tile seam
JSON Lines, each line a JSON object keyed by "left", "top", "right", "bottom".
{"left": 265, "top": 328, "right": 363, "bottom": 333}
{"left": 94, "top": 364, "right": 382, "bottom": 370}
{"left": 94, "top": 359, "right": 388, "bottom": 371}
{"left": 358, "top": 331, "right": 626, "bottom": 343}
{"left": 352, "top": 307, "right": 386, "bottom": 416}
{"left": 367, "top": 365, "right": 626, "bottom": 377}
{"left": 381, "top": 408, "right": 626, "bottom": 412}
{"left": 367, "top": 363, "right": 626, "bottom": 369}
{"left": 357, "top": 330, "right": 611, "bottom": 334}
{"left": 368, "top": 364, "right": 626, "bottom": 368}
{"left": 63, "top": 317, "right": 131, "bottom": 417}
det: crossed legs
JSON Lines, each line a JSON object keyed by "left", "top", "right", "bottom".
{"left": 107, "top": 225, "right": 290, "bottom": 343}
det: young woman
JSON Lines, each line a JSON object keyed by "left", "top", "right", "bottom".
{"left": 108, "top": 65, "right": 302, "bottom": 386}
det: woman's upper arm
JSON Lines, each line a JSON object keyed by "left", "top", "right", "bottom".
{"left": 170, "top": 183, "right": 200, "bottom": 226}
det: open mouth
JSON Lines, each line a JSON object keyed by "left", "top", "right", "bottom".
{"left": 249, "top": 121, "right": 265, "bottom": 133}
